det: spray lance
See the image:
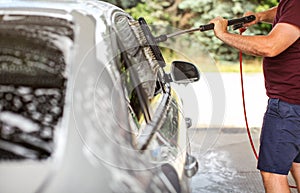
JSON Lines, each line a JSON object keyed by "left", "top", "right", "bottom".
{"left": 154, "top": 15, "right": 256, "bottom": 43}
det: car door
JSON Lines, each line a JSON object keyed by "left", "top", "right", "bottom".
{"left": 112, "top": 12, "right": 189, "bottom": 192}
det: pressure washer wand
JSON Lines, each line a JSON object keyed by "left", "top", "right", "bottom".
{"left": 155, "top": 28, "right": 200, "bottom": 42}
{"left": 155, "top": 15, "right": 256, "bottom": 43}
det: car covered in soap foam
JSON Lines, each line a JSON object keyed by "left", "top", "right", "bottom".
{"left": 0, "top": 0, "right": 199, "bottom": 192}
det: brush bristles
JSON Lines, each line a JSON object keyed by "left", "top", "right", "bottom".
{"left": 129, "top": 21, "right": 160, "bottom": 75}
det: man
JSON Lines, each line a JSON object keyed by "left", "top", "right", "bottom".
{"left": 209, "top": 0, "right": 300, "bottom": 192}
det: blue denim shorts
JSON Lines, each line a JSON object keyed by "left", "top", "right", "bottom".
{"left": 257, "top": 98, "right": 300, "bottom": 175}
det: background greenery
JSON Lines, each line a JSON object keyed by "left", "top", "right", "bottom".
{"left": 103, "top": 0, "right": 278, "bottom": 71}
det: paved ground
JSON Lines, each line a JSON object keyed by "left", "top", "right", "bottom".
{"left": 189, "top": 127, "right": 298, "bottom": 193}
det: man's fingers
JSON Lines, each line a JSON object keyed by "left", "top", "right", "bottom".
{"left": 243, "top": 11, "right": 258, "bottom": 27}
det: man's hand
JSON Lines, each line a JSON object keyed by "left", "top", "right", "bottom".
{"left": 243, "top": 11, "right": 259, "bottom": 28}
{"left": 243, "top": 6, "right": 277, "bottom": 27}
{"left": 209, "top": 16, "right": 228, "bottom": 38}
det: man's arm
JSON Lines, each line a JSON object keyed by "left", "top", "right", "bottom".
{"left": 213, "top": 22, "right": 299, "bottom": 57}
{"left": 210, "top": 5, "right": 299, "bottom": 57}
{"left": 256, "top": 6, "right": 277, "bottom": 24}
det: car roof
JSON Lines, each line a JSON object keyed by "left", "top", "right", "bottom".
{"left": 0, "top": 0, "right": 124, "bottom": 22}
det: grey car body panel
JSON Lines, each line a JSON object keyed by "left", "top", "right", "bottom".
{"left": 0, "top": 1, "right": 196, "bottom": 192}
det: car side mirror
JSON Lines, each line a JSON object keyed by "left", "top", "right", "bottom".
{"left": 168, "top": 61, "right": 200, "bottom": 84}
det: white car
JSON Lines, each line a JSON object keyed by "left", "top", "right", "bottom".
{"left": 0, "top": 1, "right": 199, "bottom": 192}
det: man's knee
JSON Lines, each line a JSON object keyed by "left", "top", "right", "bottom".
{"left": 291, "top": 163, "right": 300, "bottom": 190}
{"left": 261, "top": 171, "right": 287, "bottom": 181}
{"left": 260, "top": 171, "right": 290, "bottom": 193}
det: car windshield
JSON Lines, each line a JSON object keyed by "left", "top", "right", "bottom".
{"left": 0, "top": 14, "right": 73, "bottom": 160}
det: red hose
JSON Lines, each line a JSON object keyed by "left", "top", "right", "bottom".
{"left": 239, "top": 49, "right": 259, "bottom": 159}
{"left": 238, "top": 28, "right": 297, "bottom": 189}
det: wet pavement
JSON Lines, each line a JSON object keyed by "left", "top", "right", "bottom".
{"left": 189, "top": 127, "right": 298, "bottom": 193}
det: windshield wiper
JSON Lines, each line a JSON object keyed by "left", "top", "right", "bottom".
{"left": 0, "top": 135, "right": 52, "bottom": 160}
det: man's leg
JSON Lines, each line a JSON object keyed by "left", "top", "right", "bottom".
{"left": 258, "top": 99, "right": 300, "bottom": 193}
{"left": 290, "top": 162, "right": 300, "bottom": 193}
{"left": 260, "top": 171, "right": 290, "bottom": 193}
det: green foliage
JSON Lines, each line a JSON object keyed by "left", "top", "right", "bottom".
{"left": 126, "top": 0, "right": 172, "bottom": 26}
{"left": 256, "top": 0, "right": 278, "bottom": 12}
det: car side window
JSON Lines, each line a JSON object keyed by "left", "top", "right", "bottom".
{"left": 113, "top": 15, "right": 166, "bottom": 139}
{"left": 0, "top": 15, "right": 73, "bottom": 160}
